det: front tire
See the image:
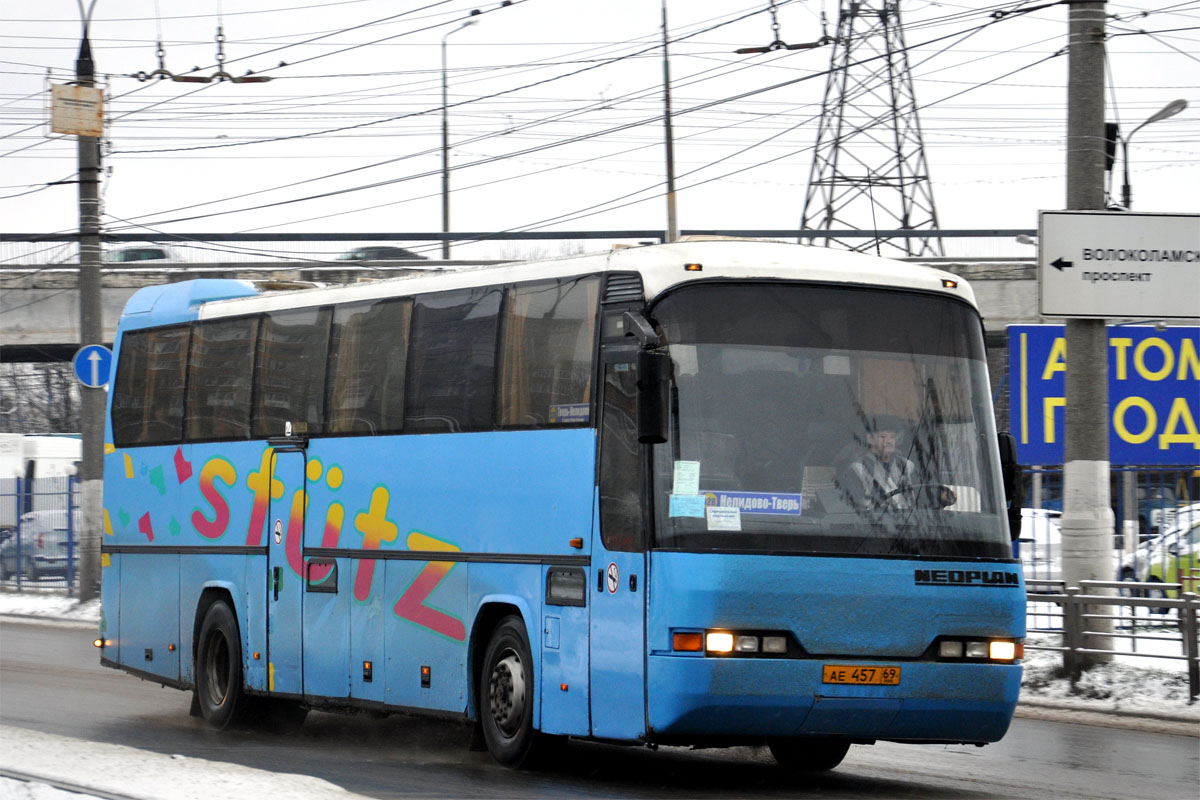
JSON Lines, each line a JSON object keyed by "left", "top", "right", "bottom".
{"left": 768, "top": 737, "right": 851, "bottom": 772}
{"left": 195, "top": 601, "right": 247, "bottom": 729}
{"left": 479, "top": 616, "right": 549, "bottom": 768}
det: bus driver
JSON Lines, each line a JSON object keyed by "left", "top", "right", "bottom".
{"left": 837, "top": 415, "right": 956, "bottom": 511}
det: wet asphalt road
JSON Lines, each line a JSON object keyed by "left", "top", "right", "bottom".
{"left": 1, "top": 619, "right": 1196, "bottom": 799}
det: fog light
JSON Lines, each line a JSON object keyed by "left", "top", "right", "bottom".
{"left": 939, "top": 640, "right": 964, "bottom": 658}
{"left": 762, "top": 636, "right": 787, "bottom": 654}
{"left": 706, "top": 632, "right": 734, "bottom": 652}
{"left": 965, "top": 641, "right": 989, "bottom": 659}
{"left": 735, "top": 635, "right": 759, "bottom": 653}
{"left": 989, "top": 641, "right": 1016, "bottom": 661}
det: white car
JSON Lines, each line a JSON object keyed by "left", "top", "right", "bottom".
{"left": 1120, "top": 507, "right": 1200, "bottom": 587}
{"left": 1018, "top": 508, "right": 1062, "bottom": 585}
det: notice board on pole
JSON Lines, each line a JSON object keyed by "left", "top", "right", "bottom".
{"left": 1008, "top": 324, "right": 1200, "bottom": 465}
{"left": 50, "top": 84, "right": 104, "bottom": 137}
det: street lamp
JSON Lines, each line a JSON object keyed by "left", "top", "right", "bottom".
{"left": 1120, "top": 99, "right": 1187, "bottom": 210}
{"left": 441, "top": 19, "right": 478, "bottom": 260}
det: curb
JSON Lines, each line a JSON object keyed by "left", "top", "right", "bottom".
{"left": 1015, "top": 700, "right": 1199, "bottom": 737}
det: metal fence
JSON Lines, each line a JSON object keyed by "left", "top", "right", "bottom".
{"left": 1027, "top": 579, "right": 1200, "bottom": 701}
{"left": 1019, "top": 465, "right": 1199, "bottom": 588}
{"left": 0, "top": 476, "right": 78, "bottom": 594}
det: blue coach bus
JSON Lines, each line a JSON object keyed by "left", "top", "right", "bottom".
{"left": 99, "top": 239, "right": 1025, "bottom": 770}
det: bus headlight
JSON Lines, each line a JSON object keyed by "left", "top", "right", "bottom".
{"left": 989, "top": 640, "right": 1017, "bottom": 661}
{"left": 706, "top": 632, "right": 734, "bottom": 653}
{"left": 937, "top": 638, "right": 1022, "bottom": 662}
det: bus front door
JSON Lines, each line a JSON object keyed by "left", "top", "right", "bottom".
{"left": 267, "top": 448, "right": 306, "bottom": 696}
{"left": 589, "top": 359, "right": 648, "bottom": 739}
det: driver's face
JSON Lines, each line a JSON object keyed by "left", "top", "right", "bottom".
{"left": 868, "top": 429, "right": 897, "bottom": 460}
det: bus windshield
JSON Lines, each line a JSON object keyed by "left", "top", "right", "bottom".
{"left": 650, "top": 282, "right": 1010, "bottom": 559}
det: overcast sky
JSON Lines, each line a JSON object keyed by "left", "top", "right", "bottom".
{"left": 2, "top": 0, "right": 1197, "bottom": 260}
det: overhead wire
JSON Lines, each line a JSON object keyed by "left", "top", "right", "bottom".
{"left": 105, "top": 2, "right": 1071, "bottom": 231}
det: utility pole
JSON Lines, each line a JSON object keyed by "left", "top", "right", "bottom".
{"left": 440, "top": 19, "right": 477, "bottom": 260}
{"left": 661, "top": 0, "right": 678, "bottom": 243}
{"left": 1061, "top": 0, "right": 1112, "bottom": 664}
{"left": 75, "top": 12, "right": 104, "bottom": 603}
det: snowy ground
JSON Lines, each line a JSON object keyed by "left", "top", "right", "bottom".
{"left": 1, "top": 589, "right": 1197, "bottom": 799}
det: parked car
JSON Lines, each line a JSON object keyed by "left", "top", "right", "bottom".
{"left": 1137, "top": 484, "right": 1180, "bottom": 539}
{"left": 336, "top": 246, "right": 427, "bottom": 261}
{"left": 103, "top": 246, "right": 180, "bottom": 263}
{"left": 0, "top": 510, "right": 74, "bottom": 581}
{"left": 1120, "top": 510, "right": 1200, "bottom": 599}
{"left": 1018, "top": 508, "right": 1062, "bottom": 585}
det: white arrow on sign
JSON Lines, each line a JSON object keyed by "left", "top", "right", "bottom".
{"left": 88, "top": 350, "right": 102, "bottom": 387}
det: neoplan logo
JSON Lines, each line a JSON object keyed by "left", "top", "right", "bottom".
{"left": 914, "top": 569, "right": 1020, "bottom": 588}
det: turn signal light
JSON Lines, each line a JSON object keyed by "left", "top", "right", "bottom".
{"left": 673, "top": 632, "right": 703, "bottom": 651}
{"left": 93, "top": 638, "right": 104, "bottom": 648}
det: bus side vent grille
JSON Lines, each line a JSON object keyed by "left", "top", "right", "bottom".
{"left": 603, "top": 272, "right": 644, "bottom": 304}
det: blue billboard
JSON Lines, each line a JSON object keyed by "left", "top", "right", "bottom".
{"left": 1008, "top": 325, "right": 1199, "bottom": 465}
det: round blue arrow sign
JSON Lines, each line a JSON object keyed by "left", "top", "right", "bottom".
{"left": 73, "top": 344, "right": 113, "bottom": 388}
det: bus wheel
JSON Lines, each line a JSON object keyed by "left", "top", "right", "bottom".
{"left": 480, "top": 616, "right": 544, "bottom": 768}
{"left": 768, "top": 737, "right": 851, "bottom": 772}
{"left": 195, "top": 601, "right": 247, "bottom": 729}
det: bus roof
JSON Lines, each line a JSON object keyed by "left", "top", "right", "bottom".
{"left": 125, "top": 240, "right": 977, "bottom": 327}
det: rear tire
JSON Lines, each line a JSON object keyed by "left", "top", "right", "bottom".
{"left": 24, "top": 557, "right": 38, "bottom": 582}
{"left": 768, "top": 737, "right": 851, "bottom": 772}
{"left": 195, "top": 601, "right": 247, "bottom": 729}
{"left": 479, "top": 616, "right": 555, "bottom": 768}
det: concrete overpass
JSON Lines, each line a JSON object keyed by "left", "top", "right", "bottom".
{"left": 1, "top": 258, "right": 1039, "bottom": 362}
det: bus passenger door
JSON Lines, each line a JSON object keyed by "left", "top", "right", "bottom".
{"left": 267, "top": 447, "right": 306, "bottom": 696}
{"left": 589, "top": 358, "right": 648, "bottom": 739}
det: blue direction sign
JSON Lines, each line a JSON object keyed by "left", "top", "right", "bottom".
{"left": 73, "top": 344, "right": 113, "bottom": 388}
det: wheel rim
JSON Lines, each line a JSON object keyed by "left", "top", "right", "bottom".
{"left": 203, "top": 630, "right": 230, "bottom": 706}
{"left": 488, "top": 649, "right": 526, "bottom": 738}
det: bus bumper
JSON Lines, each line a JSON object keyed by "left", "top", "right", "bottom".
{"left": 646, "top": 655, "right": 1021, "bottom": 743}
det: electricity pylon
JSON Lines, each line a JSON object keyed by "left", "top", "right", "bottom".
{"left": 800, "top": 1, "right": 943, "bottom": 257}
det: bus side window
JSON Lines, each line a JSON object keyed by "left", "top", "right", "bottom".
{"left": 252, "top": 306, "right": 332, "bottom": 438}
{"left": 186, "top": 317, "right": 257, "bottom": 442}
{"left": 498, "top": 276, "right": 600, "bottom": 428}
{"left": 404, "top": 287, "right": 502, "bottom": 434}
{"left": 112, "top": 326, "right": 188, "bottom": 447}
{"left": 326, "top": 298, "right": 412, "bottom": 435}
{"left": 599, "top": 362, "right": 643, "bottom": 551}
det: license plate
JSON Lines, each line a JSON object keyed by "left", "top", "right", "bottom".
{"left": 822, "top": 665, "right": 901, "bottom": 685}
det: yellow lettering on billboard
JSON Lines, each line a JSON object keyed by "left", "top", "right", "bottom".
{"left": 1043, "top": 397, "right": 1066, "bottom": 443}
{"left": 1178, "top": 338, "right": 1199, "bottom": 380}
{"left": 1041, "top": 338, "right": 1067, "bottom": 381}
{"left": 1134, "top": 338, "right": 1173, "bottom": 381}
{"left": 1113, "top": 396, "right": 1156, "bottom": 444}
{"left": 1158, "top": 398, "right": 1200, "bottom": 450}
{"left": 1109, "top": 337, "right": 1133, "bottom": 381}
